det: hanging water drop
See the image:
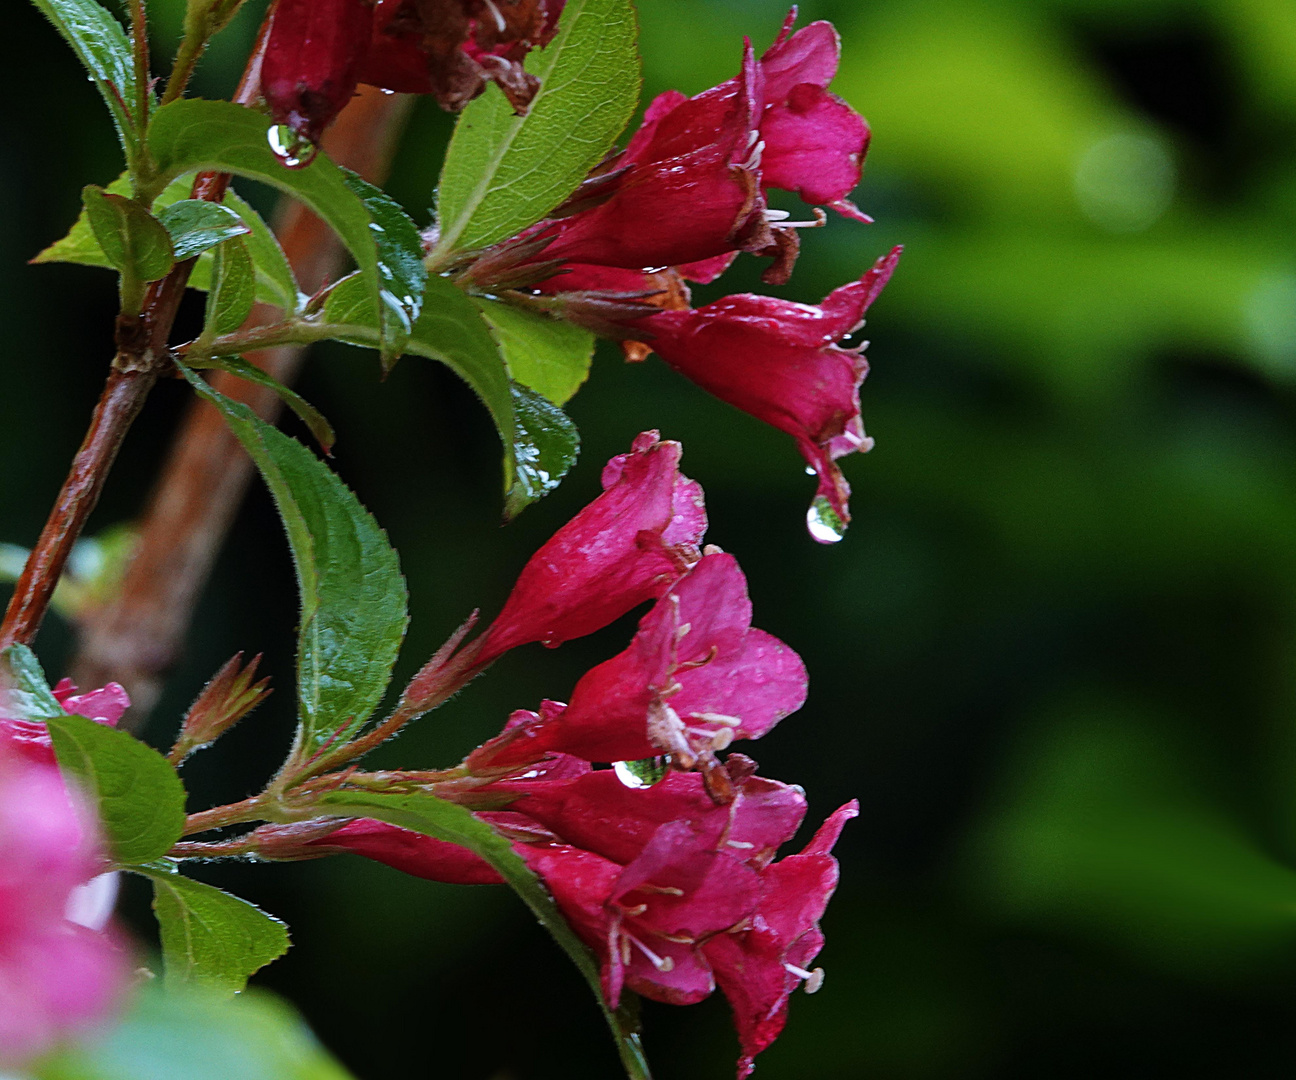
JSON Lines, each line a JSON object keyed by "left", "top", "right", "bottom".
{"left": 613, "top": 757, "right": 671, "bottom": 789}
{"left": 268, "top": 124, "right": 318, "bottom": 169}
{"left": 806, "top": 495, "right": 847, "bottom": 544}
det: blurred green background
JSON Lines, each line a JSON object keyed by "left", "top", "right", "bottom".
{"left": 7, "top": 0, "right": 1296, "bottom": 1075}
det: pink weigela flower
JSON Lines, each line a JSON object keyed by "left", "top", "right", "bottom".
{"left": 0, "top": 728, "right": 127, "bottom": 1067}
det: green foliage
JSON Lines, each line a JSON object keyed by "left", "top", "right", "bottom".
{"left": 146, "top": 100, "right": 422, "bottom": 352}
{"left": 156, "top": 200, "right": 250, "bottom": 260}
{"left": 33, "top": 175, "right": 299, "bottom": 313}
{"left": 46, "top": 712, "right": 187, "bottom": 866}
{"left": 434, "top": 0, "right": 641, "bottom": 254}
{"left": 33, "top": 984, "right": 357, "bottom": 1080}
{"left": 191, "top": 356, "right": 336, "bottom": 453}
{"left": 29, "top": 0, "right": 148, "bottom": 160}
{"left": 0, "top": 643, "right": 67, "bottom": 720}
{"left": 319, "top": 790, "right": 650, "bottom": 1080}
{"left": 201, "top": 237, "right": 255, "bottom": 337}
{"left": 141, "top": 863, "right": 291, "bottom": 992}
{"left": 475, "top": 298, "right": 595, "bottom": 405}
{"left": 322, "top": 273, "right": 579, "bottom": 515}
{"left": 178, "top": 365, "right": 408, "bottom": 761}
{"left": 81, "top": 186, "right": 174, "bottom": 284}
{"left": 338, "top": 169, "right": 428, "bottom": 369}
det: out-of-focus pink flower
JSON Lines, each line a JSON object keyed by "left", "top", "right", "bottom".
{"left": 703, "top": 800, "right": 858, "bottom": 1078}
{"left": 470, "top": 553, "right": 806, "bottom": 770}
{"left": 0, "top": 737, "right": 126, "bottom": 1068}
{"left": 635, "top": 247, "right": 901, "bottom": 540}
{"left": 475, "top": 431, "right": 706, "bottom": 664}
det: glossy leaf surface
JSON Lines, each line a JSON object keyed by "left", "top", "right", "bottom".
{"left": 475, "top": 298, "right": 595, "bottom": 405}
{"left": 142, "top": 863, "right": 291, "bottom": 992}
{"left": 46, "top": 713, "right": 187, "bottom": 866}
{"left": 178, "top": 365, "right": 408, "bottom": 760}
{"left": 147, "top": 101, "right": 421, "bottom": 351}
{"left": 156, "top": 200, "right": 251, "bottom": 260}
{"left": 434, "top": 0, "right": 641, "bottom": 254}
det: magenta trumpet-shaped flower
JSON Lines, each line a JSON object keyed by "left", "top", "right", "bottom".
{"left": 0, "top": 678, "right": 129, "bottom": 768}
{"left": 703, "top": 799, "right": 858, "bottom": 1078}
{"left": 636, "top": 247, "right": 901, "bottom": 540}
{"left": 471, "top": 553, "right": 806, "bottom": 770}
{"left": 0, "top": 735, "right": 127, "bottom": 1068}
{"left": 475, "top": 431, "right": 706, "bottom": 664}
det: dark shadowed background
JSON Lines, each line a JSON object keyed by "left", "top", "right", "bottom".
{"left": 6, "top": 0, "right": 1296, "bottom": 1075}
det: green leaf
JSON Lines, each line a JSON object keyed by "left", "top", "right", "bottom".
{"left": 33, "top": 174, "right": 299, "bottom": 313}
{"left": 475, "top": 297, "right": 595, "bottom": 405}
{"left": 33, "top": 983, "right": 358, "bottom": 1080}
{"left": 193, "top": 356, "right": 336, "bottom": 453}
{"left": 0, "top": 643, "right": 67, "bottom": 721}
{"left": 147, "top": 100, "right": 420, "bottom": 353}
{"left": 157, "top": 200, "right": 251, "bottom": 259}
{"left": 81, "top": 186, "right": 175, "bottom": 283}
{"left": 177, "top": 364, "right": 408, "bottom": 760}
{"left": 434, "top": 0, "right": 641, "bottom": 254}
{"left": 140, "top": 863, "right": 290, "bottom": 992}
{"left": 203, "top": 237, "right": 256, "bottom": 337}
{"left": 30, "top": 0, "right": 148, "bottom": 160}
{"left": 507, "top": 382, "right": 581, "bottom": 518}
{"left": 339, "top": 169, "right": 427, "bottom": 369}
{"left": 322, "top": 273, "right": 578, "bottom": 514}
{"left": 318, "top": 790, "right": 651, "bottom": 1079}
{"left": 45, "top": 712, "right": 187, "bottom": 866}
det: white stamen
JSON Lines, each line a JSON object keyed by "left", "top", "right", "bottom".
{"left": 727, "top": 839, "right": 755, "bottom": 850}
{"left": 764, "top": 207, "right": 828, "bottom": 230}
{"left": 676, "top": 621, "right": 692, "bottom": 639}
{"left": 622, "top": 903, "right": 648, "bottom": 917}
{"left": 693, "top": 712, "right": 743, "bottom": 727}
{"left": 784, "top": 963, "right": 826, "bottom": 993}
{"left": 711, "top": 727, "right": 734, "bottom": 751}
{"left": 703, "top": 543, "right": 725, "bottom": 556}
{"left": 635, "top": 884, "right": 684, "bottom": 897}
{"left": 765, "top": 208, "right": 791, "bottom": 221}
{"left": 744, "top": 138, "right": 766, "bottom": 170}
{"left": 626, "top": 933, "right": 675, "bottom": 972}
{"left": 483, "top": 0, "right": 507, "bottom": 33}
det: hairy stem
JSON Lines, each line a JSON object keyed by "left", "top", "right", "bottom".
{"left": 129, "top": 0, "right": 150, "bottom": 142}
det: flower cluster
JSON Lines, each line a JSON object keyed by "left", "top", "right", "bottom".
{"left": 297, "top": 433, "right": 854, "bottom": 1076}
{"left": 0, "top": 682, "right": 130, "bottom": 1069}
{"left": 263, "top": 0, "right": 564, "bottom": 144}
{"left": 475, "top": 8, "right": 901, "bottom": 540}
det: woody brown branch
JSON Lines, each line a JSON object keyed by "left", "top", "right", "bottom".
{"left": 72, "top": 86, "right": 413, "bottom": 723}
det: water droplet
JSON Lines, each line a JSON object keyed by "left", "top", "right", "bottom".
{"left": 613, "top": 757, "right": 671, "bottom": 789}
{"left": 806, "top": 495, "right": 847, "bottom": 544}
{"left": 267, "top": 124, "right": 318, "bottom": 169}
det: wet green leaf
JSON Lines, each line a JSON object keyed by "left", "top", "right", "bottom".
{"left": 318, "top": 790, "right": 650, "bottom": 1079}
{"left": 33, "top": 983, "right": 357, "bottom": 1080}
{"left": 0, "top": 643, "right": 66, "bottom": 721}
{"left": 475, "top": 297, "right": 595, "bottom": 405}
{"left": 157, "top": 200, "right": 250, "bottom": 260}
{"left": 30, "top": 0, "right": 149, "bottom": 159}
{"left": 339, "top": 169, "right": 427, "bottom": 369}
{"left": 33, "top": 174, "right": 299, "bottom": 313}
{"left": 193, "top": 356, "right": 336, "bottom": 454}
{"left": 177, "top": 364, "right": 408, "bottom": 761}
{"left": 147, "top": 100, "right": 418, "bottom": 351}
{"left": 203, "top": 237, "right": 256, "bottom": 337}
{"left": 81, "top": 186, "right": 174, "bottom": 283}
{"left": 140, "top": 863, "right": 290, "bottom": 992}
{"left": 45, "top": 712, "right": 187, "bottom": 866}
{"left": 321, "top": 274, "right": 578, "bottom": 514}
{"left": 434, "top": 0, "right": 641, "bottom": 254}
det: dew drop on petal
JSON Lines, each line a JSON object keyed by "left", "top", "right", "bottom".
{"left": 268, "top": 124, "right": 318, "bottom": 169}
{"left": 613, "top": 757, "right": 671, "bottom": 789}
{"left": 806, "top": 495, "right": 847, "bottom": 544}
